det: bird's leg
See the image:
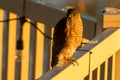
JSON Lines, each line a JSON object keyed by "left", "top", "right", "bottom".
{"left": 66, "top": 58, "right": 79, "bottom": 66}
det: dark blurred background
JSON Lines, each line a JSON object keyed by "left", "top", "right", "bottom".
{"left": 42, "top": 0, "right": 120, "bottom": 17}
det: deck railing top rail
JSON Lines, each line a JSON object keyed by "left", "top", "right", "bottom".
{"left": 38, "top": 28, "right": 120, "bottom": 80}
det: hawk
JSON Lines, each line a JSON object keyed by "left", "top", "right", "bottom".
{"left": 51, "top": 8, "right": 83, "bottom": 68}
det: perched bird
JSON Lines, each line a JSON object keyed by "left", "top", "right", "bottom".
{"left": 51, "top": 8, "right": 83, "bottom": 68}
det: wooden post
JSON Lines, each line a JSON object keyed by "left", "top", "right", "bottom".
{"left": 115, "top": 49, "right": 120, "bottom": 80}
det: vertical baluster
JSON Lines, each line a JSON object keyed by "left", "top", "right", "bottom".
{"left": 112, "top": 55, "right": 115, "bottom": 80}
{"left": 7, "top": 13, "right": 17, "bottom": 80}
{"left": 2, "top": 11, "right": 9, "bottom": 80}
{"left": 43, "top": 25, "right": 52, "bottom": 74}
{"left": 115, "top": 50, "right": 120, "bottom": 80}
{"left": 97, "top": 66, "right": 100, "bottom": 80}
{"left": 35, "top": 23, "right": 45, "bottom": 79}
{"left": 21, "top": 18, "right": 30, "bottom": 80}
{"left": 89, "top": 51, "right": 92, "bottom": 80}
{"left": 0, "top": 9, "right": 4, "bottom": 80}
{"left": 28, "top": 21, "right": 37, "bottom": 80}
{"left": 15, "top": 17, "right": 22, "bottom": 80}
{"left": 104, "top": 60, "right": 108, "bottom": 80}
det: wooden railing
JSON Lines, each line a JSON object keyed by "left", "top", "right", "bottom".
{"left": 0, "top": 0, "right": 120, "bottom": 80}
{"left": 38, "top": 28, "right": 120, "bottom": 80}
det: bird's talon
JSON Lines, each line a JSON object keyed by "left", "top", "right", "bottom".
{"left": 66, "top": 58, "right": 79, "bottom": 66}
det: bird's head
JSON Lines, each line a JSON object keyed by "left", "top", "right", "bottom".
{"left": 66, "top": 8, "right": 80, "bottom": 18}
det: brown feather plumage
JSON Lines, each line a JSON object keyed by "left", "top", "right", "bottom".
{"left": 51, "top": 8, "right": 83, "bottom": 68}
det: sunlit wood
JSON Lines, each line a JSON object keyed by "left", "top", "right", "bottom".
{"left": 21, "top": 20, "right": 30, "bottom": 80}
{"left": 97, "top": 66, "right": 100, "bottom": 80}
{"left": 0, "top": 9, "right": 4, "bottom": 80}
{"left": 104, "top": 60, "right": 108, "bottom": 80}
{"left": 115, "top": 50, "right": 120, "bottom": 80}
{"left": 7, "top": 12, "right": 17, "bottom": 80}
{"left": 35, "top": 23, "right": 45, "bottom": 79}
{"left": 1, "top": 1, "right": 120, "bottom": 79}
{"left": 103, "top": 14, "right": 120, "bottom": 28}
{"left": 39, "top": 28, "right": 120, "bottom": 80}
{"left": 112, "top": 54, "right": 115, "bottom": 80}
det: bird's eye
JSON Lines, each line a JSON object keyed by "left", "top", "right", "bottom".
{"left": 68, "top": 14, "right": 72, "bottom": 18}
